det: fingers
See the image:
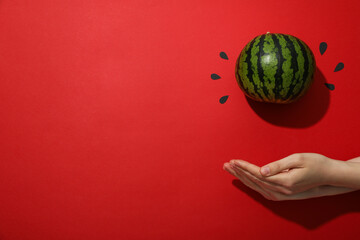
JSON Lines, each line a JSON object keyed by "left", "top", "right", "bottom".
{"left": 224, "top": 162, "right": 293, "bottom": 200}
{"left": 232, "top": 160, "right": 263, "bottom": 179}
{"left": 223, "top": 163, "right": 272, "bottom": 199}
{"left": 260, "top": 154, "right": 304, "bottom": 177}
{"left": 223, "top": 163, "right": 260, "bottom": 191}
{"left": 231, "top": 161, "right": 293, "bottom": 195}
{"left": 225, "top": 162, "right": 320, "bottom": 201}
{"left": 224, "top": 159, "right": 352, "bottom": 201}
{"left": 231, "top": 159, "right": 292, "bottom": 188}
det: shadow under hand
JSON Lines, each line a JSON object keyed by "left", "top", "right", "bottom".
{"left": 246, "top": 67, "right": 329, "bottom": 128}
{"left": 232, "top": 179, "right": 360, "bottom": 229}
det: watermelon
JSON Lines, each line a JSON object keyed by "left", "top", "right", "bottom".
{"left": 235, "top": 33, "right": 316, "bottom": 104}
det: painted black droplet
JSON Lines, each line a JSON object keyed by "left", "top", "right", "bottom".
{"left": 319, "top": 42, "right": 327, "bottom": 55}
{"left": 219, "top": 95, "right": 229, "bottom": 104}
{"left": 334, "top": 62, "right": 344, "bottom": 72}
{"left": 220, "top": 52, "right": 229, "bottom": 60}
{"left": 211, "top": 73, "right": 221, "bottom": 80}
{"left": 325, "top": 83, "right": 335, "bottom": 90}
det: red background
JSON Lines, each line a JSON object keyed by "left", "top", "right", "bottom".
{"left": 0, "top": 0, "right": 359, "bottom": 239}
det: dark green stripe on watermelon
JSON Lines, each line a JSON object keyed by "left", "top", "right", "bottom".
{"left": 271, "top": 34, "right": 284, "bottom": 100}
{"left": 235, "top": 43, "right": 252, "bottom": 97}
{"left": 244, "top": 37, "right": 264, "bottom": 100}
{"left": 282, "top": 34, "right": 300, "bottom": 101}
{"left": 291, "top": 38, "right": 310, "bottom": 101}
{"left": 257, "top": 35, "right": 270, "bottom": 100}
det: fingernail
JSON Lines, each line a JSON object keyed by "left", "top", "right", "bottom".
{"left": 261, "top": 166, "right": 270, "bottom": 176}
{"left": 230, "top": 162, "right": 236, "bottom": 169}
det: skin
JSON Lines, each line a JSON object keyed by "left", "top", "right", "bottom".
{"left": 223, "top": 153, "right": 360, "bottom": 201}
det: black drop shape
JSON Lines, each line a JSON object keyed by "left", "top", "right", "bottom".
{"left": 220, "top": 52, "right": 229, "bottom": 60}
{"left": 219, "top": 95, "right": 229, "bottom": 104}
{"left": 319, "top": 42, "right": 327, "bottom": 55}
{"left": 334, "top": 62, "right": 344, "bottom": 72}
{"left": 211, "top": 73, "right": 221, "bottom": 80}
{"left": 325, "top": 83, "right": 335, "bottom": 90}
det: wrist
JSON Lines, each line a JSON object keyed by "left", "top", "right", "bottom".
{"left": 323, "top": 159, "right": 347, "bottom": 186}
{"left": 325, "top": 159, "right": 360, "bottom": 189}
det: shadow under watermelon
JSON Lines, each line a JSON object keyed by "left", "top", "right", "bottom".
{"left": 246, "top": 67, "right": 329, "bottom": 128}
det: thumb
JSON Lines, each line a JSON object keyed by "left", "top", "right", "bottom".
{"left": 260, "top": 154, "right": 303, "bottom": 177}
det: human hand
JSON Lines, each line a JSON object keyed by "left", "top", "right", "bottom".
{"left": 348, "top": 157, "right": 360, "bottom": 163}
{"left": 223, "top": 153, "right": 357, "bottom": 201}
